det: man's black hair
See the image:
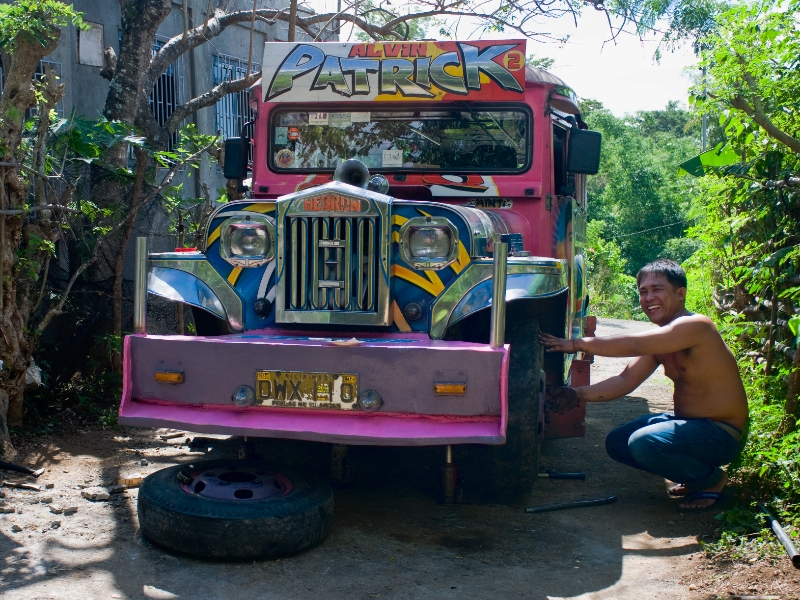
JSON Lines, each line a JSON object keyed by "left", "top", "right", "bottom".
{"left": 636, "top": 259, "right": 687, "bottom": 290}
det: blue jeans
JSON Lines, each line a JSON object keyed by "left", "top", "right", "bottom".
{"left": 605, "top": 413, "right": 742, "bottom": 491}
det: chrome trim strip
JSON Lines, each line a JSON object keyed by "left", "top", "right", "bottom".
{"left": 489, "top": 242, "right": 508, "bottom": 348}
{"left": 148, "top": 267, "right": 226, "bottom": 319}
{"left": 148, "top": 258, "right": 245, "bottom": 332}
{"left": 429, "top": 257, "right": 567, "bottom": 339}
{"left": 133, "top": 237, "right": 148, "bottom": 334}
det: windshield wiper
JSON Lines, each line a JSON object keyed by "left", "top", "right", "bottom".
{"left": 403, "top": 123, "right": 441, "bottom": 146}
{"left": 465, "top": 103, "right": 520, "bottom": 149}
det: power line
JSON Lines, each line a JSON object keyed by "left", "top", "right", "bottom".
{"left": 610, "top": 220, "right": 690, "bottom": 239}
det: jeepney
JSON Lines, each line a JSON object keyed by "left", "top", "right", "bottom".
{"left": 122, "top": 40, "right": 601, "bottom": 559}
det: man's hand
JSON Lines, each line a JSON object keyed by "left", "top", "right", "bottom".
{"left": 539, "top": 332, "right": 578, "bottom": 354}
{"left": 546, "top": 386, "right": 581, "bottom": 414}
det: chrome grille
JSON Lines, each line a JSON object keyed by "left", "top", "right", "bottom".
{"left": 285, "top": 216, "right": 379, "bottom": 313}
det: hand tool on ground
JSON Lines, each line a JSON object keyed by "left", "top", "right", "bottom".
{"left": 537, "top": 469, "right": 586, "bottom": 480}
{"left": 526, "top": 495, "right": 617, "bottom": 513}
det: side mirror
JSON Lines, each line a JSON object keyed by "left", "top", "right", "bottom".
{"left": 223, "top": 137, "right": 251, "bottom": 180}
{"left": 566, "top": 129, "right": 602, "bottom": 175}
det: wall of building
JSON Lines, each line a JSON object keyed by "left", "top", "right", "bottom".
{"left": 2, "top": 0, "right": 339, "bottom": 199}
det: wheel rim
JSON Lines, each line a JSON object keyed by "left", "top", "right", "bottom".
{"left": 180, "top": 465, "right": 293, "bottom": 501}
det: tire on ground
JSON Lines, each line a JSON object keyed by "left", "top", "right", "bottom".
{"left": 137, "top": 459, "right": 334, "bottom": 559}
{"left": 459, "top": 301, "right": 544, "bottom": 496}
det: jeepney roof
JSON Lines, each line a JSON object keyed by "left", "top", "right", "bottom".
{"left": 525, "top": 66, "right": 568, "bottom": 87}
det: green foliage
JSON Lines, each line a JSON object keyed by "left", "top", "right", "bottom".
{"left": 727, "top": 365, "right": 799, "bottom": 502}
{"left": 605, "top": 0, "right": 723, "bottom": 52}
{"left": 526, "top": 54, "right": 555, "bottom": 70}
{"left": 153, "top": 123, "right": 217, "bottom": 169}
{"left": 692, "top": 0, "right": 800, "bottom": 153}
{"left": 49, "top": 115, "right": 145, "bottom": 166}
{"left": 355, "top": 2, "right": 437, "bottom": 41}
{"left": 581, "top": 98, "right": 701, "bottom": 276}
{"left": 586, "top": 220, "right": 640, "bottom": 319}
{"left": 679, "top": 0, "right": 800, "bottom": 553}
{"left": 0, "top": 0, "right": 86, "bottom": 51}
{"left": 24, "top": 336, "right": 123, "bottom": 432}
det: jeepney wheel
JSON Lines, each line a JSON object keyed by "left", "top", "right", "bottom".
{"left": 137, "top": 459, "right": 333, "bottom": 559}
{"left": 457, "top": 302, "right": 544, "bottom": 497}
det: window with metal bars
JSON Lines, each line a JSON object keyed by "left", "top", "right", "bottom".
{"left": 119, "top": 32, "right": 187, "bottom": 153}
{"left": 151, "top": 36, "right": 186, "bottom": 151}
{"left": 213, "top": 53, "right": 259, "bottom": 164}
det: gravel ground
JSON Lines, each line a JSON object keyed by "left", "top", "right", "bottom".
{"left": 0, "top": 318, "right": 797, "bottom": 599}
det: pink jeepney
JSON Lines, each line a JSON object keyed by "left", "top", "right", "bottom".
{"left": 122, "top": 40, "right": 601, "bottom": 558}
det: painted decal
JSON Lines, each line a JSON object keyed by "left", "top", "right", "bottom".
{"left": 464, "top": 198, "right": 513, "bottom": 209}
{"left": 295, "top": 174, "right": 499, "bottom": 196}
{"left": 263, "top": 40, "right": 526, "bottom": 103}
{"left": 423, "top": 174, "right": 499, "bottom": 197}
{"left": 275, "top": 149, "right": 295, "bottom": 168}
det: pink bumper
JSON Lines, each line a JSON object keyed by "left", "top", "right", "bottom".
{"left": 120, "top": 333, "right": 509, "bottom": 446}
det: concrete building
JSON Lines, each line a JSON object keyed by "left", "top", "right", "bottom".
{"left": 3, "top": 0, "right": 334, "bottom": 197}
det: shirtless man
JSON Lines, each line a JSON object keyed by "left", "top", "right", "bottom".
{"left": 539, "top": 259, "right": 748, "bottom": 510}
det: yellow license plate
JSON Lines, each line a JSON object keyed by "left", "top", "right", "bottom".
{"left": 255, "top": 371, "right": 358, "bottom": 410}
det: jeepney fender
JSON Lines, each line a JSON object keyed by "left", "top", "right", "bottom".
{"left": 147, "top": 257, "right": 245, "bottom": 332}
{"left": 429, "top": 258, "right": 568, "bottom": 339}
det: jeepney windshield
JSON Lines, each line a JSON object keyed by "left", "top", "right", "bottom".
{"left": 269, "top": 107, "right": 530, "bottom": 172}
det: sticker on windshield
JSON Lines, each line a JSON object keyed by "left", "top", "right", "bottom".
{"left": 351, "top": 112, "right": 370, "bottom": 123}
{"left": 287, "top": 127, "right": 300, "bottom": 141}
{"left": 276, "top": 149, "right": 295, "bottom": 168}
{"left": 309, "top": 112, "right": 329, "bottom": 126}
{"left": 382, "top": 149, "right": 403, "bottom": 168}
{"left": 279, "top": 113, "right": 305, "bottom": 126}
{"left": 329, "top": 113, "right": 351, "bottom": 127}
{"left": 274, "top": 127, "right": 288, "bottom": 145}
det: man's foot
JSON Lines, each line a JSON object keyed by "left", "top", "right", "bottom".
{"left": 678, "top": 472, "right": 726, "bottom": 510}
{"left": 668, "top": 483, "right": 689, "bottom": 497}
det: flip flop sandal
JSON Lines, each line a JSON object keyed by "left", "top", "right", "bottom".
{"left": 677, "top": 491, "right": 724, "bottom": 512}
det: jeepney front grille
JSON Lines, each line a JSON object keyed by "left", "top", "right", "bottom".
{"left": 285, "top": 216, "right": 380, "bottom": 313}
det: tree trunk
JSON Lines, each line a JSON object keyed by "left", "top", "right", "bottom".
{"left": 103, "top": 0, "right": 171, "bottom": 166}
{"left": 111, "top": 147, "right": 150, "bottom": 372}
{"left": 0, "top": 30, "right": 62, "bottom": 453}
{"left": 782, "top": 340, "right": 800, "bottom": 434}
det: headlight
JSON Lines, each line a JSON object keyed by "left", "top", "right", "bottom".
{"left": 409, "top": 227, "right": 452, "bottom": 260}
{"left": 220, "top": 215, "right": 275, "bottom": 267}
{"left": 230, "top": 223, "right": 267, "bottom": 256}
{"left": 400, "top": 216, "right": 459, "bottom": 269}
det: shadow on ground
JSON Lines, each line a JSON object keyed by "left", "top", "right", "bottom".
{"left": 0, "top": 324, "right": 715, "bottom": 600}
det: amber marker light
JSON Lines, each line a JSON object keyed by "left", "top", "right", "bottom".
{"left": 155, "top": 370, "right": 184, "bottom": 384}
{"left": 434, "top": 383, "right": 467, "bottom": 395}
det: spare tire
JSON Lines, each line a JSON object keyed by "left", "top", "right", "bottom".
{"left": 137, "top": 459, "right": 333, "bottom": 559}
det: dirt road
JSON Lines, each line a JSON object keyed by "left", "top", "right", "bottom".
{"left": 0, "top": 319, "right": 789, "bottom": 599}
